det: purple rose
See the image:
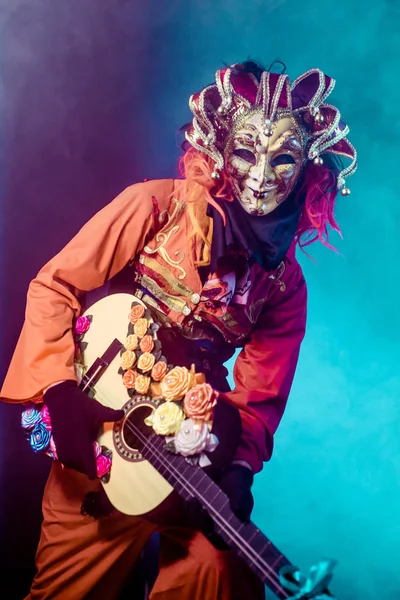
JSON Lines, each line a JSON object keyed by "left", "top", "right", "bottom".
{"left": 93, "top": 441, "right": 102, "bottom": 458}
{"left": 74, "top": 316, "right": 91, "bottom": 336}
{"left": 40, "top": 405, "right": 52, "bottom": 429}
{"left": 30, "top": 422, "right": 51, "bottom": 453}
{"left": 21, "top": 406, "right": 42, "bottom": 430}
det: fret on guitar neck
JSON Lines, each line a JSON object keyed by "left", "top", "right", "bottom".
{"left": 140, "top": 433, "right": 291, "bottom": 599}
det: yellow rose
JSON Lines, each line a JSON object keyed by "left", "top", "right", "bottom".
{"left": 144, "top": 402, "right": 185, "bottom": 435}
{"left": 124, "top": 334, "right": 139, "bottom": 351}
{"left": 121, "top": 350, "right": 136, "bottom": 370}
{"left": 160, "top": 366, "right": 192, "bottom": 402}
{"left": 135, "top": 375, "right": 151, "bottom": 395}
{"left": 134, "top": 318, "right": 149, "bottom": 338}
{"left": 137, "top": 352, "right": 156, "bottom": 373}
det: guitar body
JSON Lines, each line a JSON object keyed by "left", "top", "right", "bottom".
{"left": 79, "top": 293, "right": 173, "bottom": 516}
{"left": 77, "top": 293, "right": 335, "bottom": 599}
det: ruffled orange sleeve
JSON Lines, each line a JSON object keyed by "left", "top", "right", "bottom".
{"left": 222, "top": 260, "right": 307, "bottom": 474}
{"left": 1, "top": 179, "right": 174, "bottom": 403}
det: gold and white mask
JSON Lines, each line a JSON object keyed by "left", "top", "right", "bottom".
{"left": 185, "top": 67, "right": 357, "bottom": 199}
{"left": 225, "top": 113, "right": 304, "bottom": 216}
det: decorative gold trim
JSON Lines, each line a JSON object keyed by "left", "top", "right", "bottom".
{"left": 144, "top": 198, "right": 187, "bottom": 280}
{"left": 140, "top": 273, "right": 190, "bottom": 316}
{"left": 140, "top": 255, "right": 195, "bottom": 297}
{"left": 246, "top": 297, "right": 266, "bottom": 323}
{"left": 269, "top": 261, "right": 286, "bottom": 292}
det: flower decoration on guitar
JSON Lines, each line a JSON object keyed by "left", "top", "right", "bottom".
{"left": 20, "top": 401, "right": 114, "bottom": 483}
{"left": 21, "top": 313, "right": 114, "bottom": 483}
{"left": 118, "top": 301, "right": 220, "bottom": 467}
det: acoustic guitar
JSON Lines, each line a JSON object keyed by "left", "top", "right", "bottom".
{"left": 75, "top": 293, "right": 335, "bottom": 600}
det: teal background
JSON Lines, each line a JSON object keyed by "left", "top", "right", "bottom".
{"left": 153, "top": 2, "right": 400, "bottom": 598}
{"left": 0, "top": 1, "right": 399, "bottom": 598}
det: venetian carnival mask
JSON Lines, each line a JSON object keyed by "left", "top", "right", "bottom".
{"left": 225, "top": 113, "right": 304, "bottom": 216}
{"left": 185, "top": 65, "right": 357, "bottom": 215}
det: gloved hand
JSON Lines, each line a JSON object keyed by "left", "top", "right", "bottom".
{"left": 45, "top": 380, "right": 124, "bottom": 479}
{"left": 219, "top": 463, "right": 254, "bottom": 523}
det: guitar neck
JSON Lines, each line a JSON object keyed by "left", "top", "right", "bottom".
{"left": 141, "top": 434, "right": 292, "bottom": 599}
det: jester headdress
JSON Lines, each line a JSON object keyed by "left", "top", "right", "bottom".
{"left": 185, "top": 65, "right": 357, "bottom": 194}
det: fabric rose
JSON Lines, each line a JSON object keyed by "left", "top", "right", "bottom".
{"left": 21, "top": 405, "right": 42, "bottom": 430}
{"left": 123, "top": 369, "right": 137, "bottom": 389}
{"left": 139, "top": 335, "right": 154, "bottom": 354}
{"left": 137, "top": 352, "right": 155, "bottom": 373}
{"left": 48, "top": 436, "right": 58, "bottom": 459}
{"left": 134, "top": 318, "right": 149, "bottom": 338}
{"left": 74, "top": 316, "right": 91, "bottom": 335}
{"left": 124, "top": 334, "right": 139, "bottom": 351}
{"left": 30, "top": 422, "right": 51, "bottom": 453}
{"left": 74, "top": 362, "right": 86, "bottom": 385}
{"left": 40, "top": 404, "right": 52, "bottom": 429}
{"left": 183, "top": 383, "right": 218, "bottom": 423}
{"left": 174, "top": 419, "right": 218, "bottom": 457}
{"left": 135, "top": 375, "right": 151, "bottom": 395}
{"left": 96, "top": 453, "right": 112, "bottom": 478}
{"left": 144, "top": 402, "right": 185, "bottom": 436}
{"left": 93, "top": 441, "right": 112, "bottom": 479}
{"left": 151, "top": 361, "right": 168, "bottom": 382}
{"left": 121, "top": 350, "right": 136, "bottom": 370}
{"left": 93, "top": 441, "right": 102, "bottom": 458}
{"left": 129, "top": 304, "right": 145, "bottom": 324}
{"left": 161, "top": 366, "right": 192, "bottom": 402}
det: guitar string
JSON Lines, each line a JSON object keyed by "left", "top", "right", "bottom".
{"left": 92, "top": 386, "right": 288, "bottom": 597}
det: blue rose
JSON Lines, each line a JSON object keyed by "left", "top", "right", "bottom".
{"left": 21, "top": 406, "right": 42, "bottom": 430}
{"left": 30, "top": 422, "right": 51, "bottom": 453}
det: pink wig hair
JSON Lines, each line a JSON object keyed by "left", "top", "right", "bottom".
{"left": 179, "top": 146, "right": 342, "bottom": 253}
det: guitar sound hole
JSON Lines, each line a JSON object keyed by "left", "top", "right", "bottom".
{"left": 123, "top": 405, "right": 154, "bottom": 452}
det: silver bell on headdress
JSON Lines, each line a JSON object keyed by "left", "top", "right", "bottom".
{"left": 313, "top": 156, "right": 324, "bottom": 166}
{"left": 211, "top": 170, "right": 220, "bottom": 180}
{"left": 264, "top": 119, "right": 273, "bottom": 137}
{"left": 341, "top": 187, "right": 351, "bottom": 196}
{"left": 315, "top": 111, "right": 325, "bottom": 124}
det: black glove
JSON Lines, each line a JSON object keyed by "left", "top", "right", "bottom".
{"left": 45, "top": 380, "right": 124, "bottom": 479}
{"left": 219, "top": 463, "right": 254, "bottom": 523}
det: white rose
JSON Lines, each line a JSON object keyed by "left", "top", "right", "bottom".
{"left": 174, "top": 419, "right": 218, "bottom": 457}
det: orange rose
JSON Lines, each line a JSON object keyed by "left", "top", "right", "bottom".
{"left": 124, "top": 334, "right": 139, "bottom": 351}
{"left": 121, "top": 350, "right": 136, "bottom": 370}
{"left": 140, "top": 335, "right": 154, "bottom": 354}
{"left": 134, "top": 318, "right": 149, "bottom": 338}
{"left": 135, "top": 375, "right": 151, "bottom": 395}
{"left": 129, "top": 304, "right": 145, "bottom": 324}
{"left": 183, "top": 383, "right": 218, "bottom": 422}
{"left": 137, "top": 352, "right": 156, "bottom": 373}
{"left": 123, "top": 369, "right": 138, "bottom": 389}
{"left": 161, "top": 366, "right": 192, "bottom": 402}
{"left": 151, "top": 361, "right": 168, "bottom": 382}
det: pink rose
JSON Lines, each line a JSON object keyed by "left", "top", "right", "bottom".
{"left": 151, "top": 361, "right": 168, "bottom": 382}
{"left": 74, "top": 316, "right": 91, "bottom": 335}
{"left": 48, "top": 436, "right": 58, "bottom": 460}
{"left": 96, "top": 453, "right": 112, "bottom": 478}
{"left": 183, "top": 383, "right": 218, "bottom": 422}
{"left": 40, "top": 405, "right": 52, "bottom": 429}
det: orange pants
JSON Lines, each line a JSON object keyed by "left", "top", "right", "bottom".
{"left": 27, "top": 463, "right": 265, "bottom": 599}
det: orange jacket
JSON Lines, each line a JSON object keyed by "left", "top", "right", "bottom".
{"left": 1, "top": 178, "right": 307, "bottom": 473}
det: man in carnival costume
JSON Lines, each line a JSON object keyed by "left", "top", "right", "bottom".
{"left": 1, "top": 61, "right": 356, "bottom": 599}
